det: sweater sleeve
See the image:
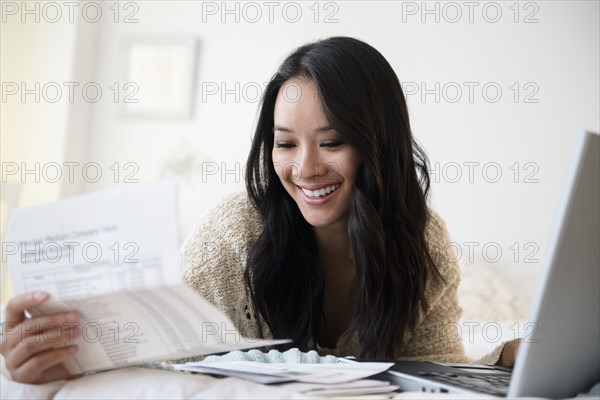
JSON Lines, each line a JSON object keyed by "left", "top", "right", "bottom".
{"left": 399, "top": 211, "right": 505, "bottom": 365}
{"left": 180, "top": 192, "right": 267, "bottom": 339}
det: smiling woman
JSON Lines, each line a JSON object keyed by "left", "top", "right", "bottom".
{"left": 188, "top": 37, "right": 523, "bottom": 362}
{"left": 240, "top": 36, "right": 446, "bottom": 359}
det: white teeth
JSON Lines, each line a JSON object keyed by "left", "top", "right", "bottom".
{"left": 301, "top": 184, "right": 340, "bottom": 198}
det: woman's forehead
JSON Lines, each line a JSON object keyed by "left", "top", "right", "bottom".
{"left": 273, "top": 79, "right": 330, "bottom": 132}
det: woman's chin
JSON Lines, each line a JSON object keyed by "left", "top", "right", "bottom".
{"left": 298, "top": 211, "right": 341, "bottom": 229}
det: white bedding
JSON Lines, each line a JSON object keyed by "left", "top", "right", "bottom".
{"left": 1, "top": 362, "right": 305, "bottom": 400}
{"left": 0, "top": 364, "right": 501, "bottom": 399}
{"left": 457, "top": 260, "right": 532, "bottom": 360}
{"left": 7, "top": 364, "right": 595, "bottom": 399}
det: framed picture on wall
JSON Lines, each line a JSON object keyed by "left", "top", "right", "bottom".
{"left": 119, "top": 37, "right": 198, "bottom": 119}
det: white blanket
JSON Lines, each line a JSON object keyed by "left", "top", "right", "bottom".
{"left": 2, "top": 363, "right": 305, "bottom": 400}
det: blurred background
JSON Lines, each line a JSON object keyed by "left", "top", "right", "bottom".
{"left": 1, "top": 0, "right": 598, "bottom": 329}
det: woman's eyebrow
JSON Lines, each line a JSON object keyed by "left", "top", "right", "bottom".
{"left": 273, "top": 125, "right": 293, "bottom": 133}
{"left": 273, "top": 125, "right": 334, "bottom": 133}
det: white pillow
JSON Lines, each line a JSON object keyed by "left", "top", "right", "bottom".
{"left": 458, "top": 262, "right": 532, "bottom": 360}
{"left": 1, "top": 356, "right": 65, "bottom": 400}
{"left": 458, "top": 262, "right": 529, "bottom": 321}
{"left": 53, "top": 367, "right": 300, "bottom": 399}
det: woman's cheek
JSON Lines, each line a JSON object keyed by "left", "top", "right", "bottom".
{"left": 272, "top": 158, "right": 287, "bottom": 182}
{"left": 273, "top": 153, "right": 296, "bottom": 179}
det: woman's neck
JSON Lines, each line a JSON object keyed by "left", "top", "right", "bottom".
{"left": 313, "top": 220, "right": 354, "bottom": 275}
{"left": 313, "top": 220, "right": 357, "bottom": 348}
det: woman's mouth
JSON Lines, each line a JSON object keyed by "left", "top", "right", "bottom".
{"left": 299, "top": 183, "right": 341, "bottom": 199}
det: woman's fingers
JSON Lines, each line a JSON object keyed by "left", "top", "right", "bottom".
{"left": 1, "top": 310, "right": 80, "bottom": 353}
{"left": 3, "top": 291, "right": 49, "bottom": 324}
{"left": 9, "top": 345, "right": 78, "bottom": 384}
{"left": 0, "top": 292, "right": 82, "bottom": 384}
{"left": 498, "top": 338, "right": 521, "bottom": 367}
{"left": 18, "top": 311, "right": 80, "bottom": 336}
{"left": 7, "top": 325, "right": 80, "bottom": 369}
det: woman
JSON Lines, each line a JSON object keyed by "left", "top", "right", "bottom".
{"left": 1, "top": 37, "right": 518, "bottom": 384}
{"left": 183, "top": 37, "right": 518, "bottom": 362}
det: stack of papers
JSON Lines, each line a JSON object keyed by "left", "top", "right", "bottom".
{"left": 280, "top": 380, "right": 398, "bottom": 397}
{"left": 173, "top": 361, "right": 400, "bottom": 397}
{"left": 4, "top": 181, "right": 288, "bottom": 374}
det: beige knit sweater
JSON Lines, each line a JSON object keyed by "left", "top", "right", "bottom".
{"left": 181, "top": 192, "right": 505, "bottom": 364}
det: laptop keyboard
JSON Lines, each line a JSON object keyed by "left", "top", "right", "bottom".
{"left": 418, "top": 371, "right": 511, "bottom": 396}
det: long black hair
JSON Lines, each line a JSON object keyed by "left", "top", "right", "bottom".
{"left": 244, "top": 36, "right": 440, "bottom": 358}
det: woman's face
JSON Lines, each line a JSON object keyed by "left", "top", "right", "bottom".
{"left": 272, "top": 78, "right": 362, "bottom": 229}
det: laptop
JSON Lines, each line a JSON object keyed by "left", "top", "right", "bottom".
{"left": 385, "top": 131, "right": 600, "bottom": 398}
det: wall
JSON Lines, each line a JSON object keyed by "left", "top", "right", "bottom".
{"left": 1, "top": 8, "right": 80, "bottom": 301}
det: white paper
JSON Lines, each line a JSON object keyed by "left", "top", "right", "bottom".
{"left": 279, "top": 379, "right": 399, "bottom": 397}
{"left": 3, "top": 182, "right": 288, "bottom": 374}
{"left": 173, "top": 361, "right": 394, "bottom": 384}
{"left": 4, "top": 181, "right": 181, "bottom": 298}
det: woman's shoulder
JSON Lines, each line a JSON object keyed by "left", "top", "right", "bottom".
{"left": 203, "top": 191, "right": 262, "bottom": 230}
{"left": 185, "top": 191, "right": 262, "bottom": 243}
{"left": 180, "top": 191, "right": 263, "bottom": 271}
{"left": 181, "top": 192, "right": 265, "bottom": 338}
{"left": 423, "top": 208, "right": 460, "bottom": 293}
{"left": 425, "top": 208, "right": 452, "bottom": 248}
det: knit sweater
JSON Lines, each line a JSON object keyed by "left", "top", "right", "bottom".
{"left": 181, "top": 192, "right": 505, "bottom": 364}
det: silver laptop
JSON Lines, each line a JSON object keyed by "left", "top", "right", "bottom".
{"left": 386, "top": 131, "right": 600, "bottom": 398}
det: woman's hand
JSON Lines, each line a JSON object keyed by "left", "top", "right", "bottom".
{"left": 497, "top": 338, "right": 521, "bottom": 367}
{"left": 0, "top": 292, "right": 81, "bottom": 384}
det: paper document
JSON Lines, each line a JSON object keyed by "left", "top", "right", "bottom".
{"left": 173, "top": 361, "right": 394, "bottom": 384}
{"left": 279, "top": 379, "right": 399, "bottom": 397}
{"left": 3, "top": 181, "right": 287, "bottom": 374}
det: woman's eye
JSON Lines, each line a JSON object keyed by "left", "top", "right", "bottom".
{"left": 321, "top": 141, "right": 343, "bottom": 148}
{"left": 275, "top": 142, "right": 295, "bottom": 149}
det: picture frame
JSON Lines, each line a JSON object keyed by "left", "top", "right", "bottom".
{"left": 119, "top": 37, "right": 198, "bottom": 119}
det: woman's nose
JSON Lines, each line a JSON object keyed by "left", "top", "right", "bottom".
{"left": 297, "top": 148, "right": 325, "bottom": 180}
